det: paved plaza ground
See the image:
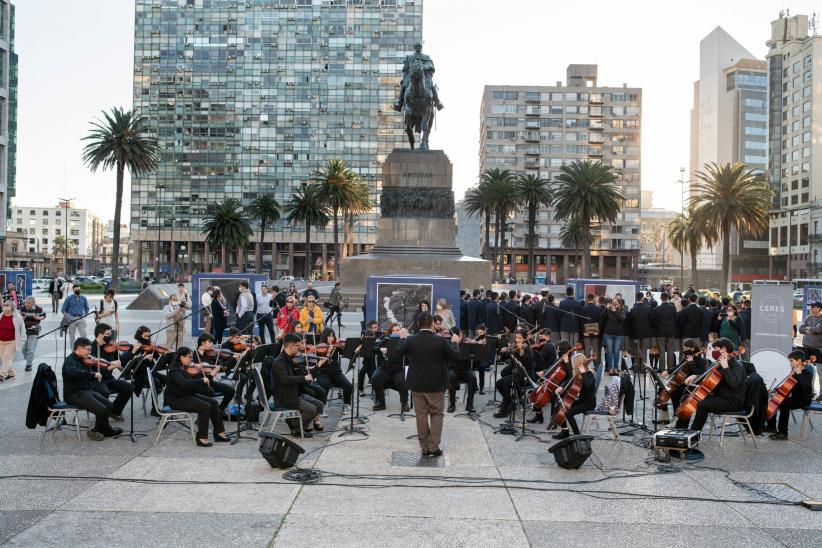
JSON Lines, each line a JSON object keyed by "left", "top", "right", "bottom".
{"left": 0, "top": 293, "right": 821, "bottom": 547}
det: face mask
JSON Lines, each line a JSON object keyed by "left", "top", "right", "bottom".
{"left": 103, "top": 335, "right": 114, "bottom": 343}
{"left": 711, "top": 349, "right": 723, "bottom": 361}
{"left": 74, "top": 290, "right": 81, "bottom": 296}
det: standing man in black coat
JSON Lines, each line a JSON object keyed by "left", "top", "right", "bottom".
{"left": 459, "top": 290, "right": 469, "bottom": 333}
{"left": 627, "top": 293, "right": 653, "bottom": 371}
{"left": 678, "top": 294, "right": 704, "bottom": 346}
{"left": 652, "top": 292, "right": 678, "bottom": 369}
{"left": 467, "top": 289, "right": 484, "bottom": 337}
{"left": 739, "top": 299, "right": 752, "bottom": 359}
{"left": 699, "top": 297, "right": 713, "bottom": 345}
{"left": 397, "top": 312, "right": 460, "bottom": 458}
{"left": 580, "top": 293, "right": 602, "bottom": 362}
{"left": 499, "top": 291, "right": 519, "bottom": 336}
{"left": 484, "top": 292, "right": 502, "bottom": 337}
{"left": 542, "top": 294, "right": 561, "bottom": 334}
{"left": 559, "top": 287, "right": 582, "bottom": 346}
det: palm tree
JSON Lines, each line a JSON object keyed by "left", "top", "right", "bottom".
{"left": 463, "top": 179, "right": 494, "bottom": 259}
{"left": 553, "top": 160, "right": 622, "bottom": 278}
{"left": 481, "top": 168, "right": 519, "bottom": 281}
{"left": 248, "top": 194, "right": 281, "bottom": 276}
{"left": 690, "top": 162, "right": 773, "bottom": 294}
{"left": 82, "top": 107, "right": 158, "bottom": 287}
{"left": 516, "top": 174, "right": 553, "bottom": 283}
{"left": 341, "top": 180, "right": 371, "bottom": 260}
{"left": 284, "top": 184, "right": 331, "bottom": 279}
{"left": 201, "top": 198, "right": 253, "bottom": 272}
{"left": 52, "top": 235, "right": 76, "bottom": 275}
{"left": 560, "top": 216, "right": 600, "bottom": 277}
{"left": 314, "top": 159, "right": 360, "bottom": 278}
{"left": 668, "top": 209, "right": 715, "bottom": 289}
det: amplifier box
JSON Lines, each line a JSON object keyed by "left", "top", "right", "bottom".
{"left": 654, "top": 428, "right": 700, "bottom": 450}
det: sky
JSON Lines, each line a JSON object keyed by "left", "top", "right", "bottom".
{"left": 11, "top": 0, "right": 822, "bottom": 219}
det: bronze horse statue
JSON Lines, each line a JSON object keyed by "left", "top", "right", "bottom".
{"left": 401, "top": 59, "right": 435, "bottom": 150}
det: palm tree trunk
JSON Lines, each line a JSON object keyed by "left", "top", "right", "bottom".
{"left": 483, "top": 210, "right": 491, "bottom": 260}
{"left": 690, "top": 243, "right": 699, "bottom": 289}
{"left": 332, "top": 206, "right": 340, "bottom": 279}
{"left": 721, "top": 219, "right": 731, "bottom": 295}
{"left": 342, "top": 210, "right": 349, "bottom": 259}
{"left": 112, "top": 161, "right": 124, "bottom": 288}
{"left": 527, "top": 202, "right": 536, "bottom": 284}
{"left": 255, "top": 222, "right": 264, "bottom": 274}
{"left": 499, "top": 210, "right": 507, "bottom": 282}
{"left": 581, "top": 223, "right": 592, "bottom": 278}
{"left": 493, "top": 210, "right": 501, "bottom": 279}
{"left": 221, "top": 244, "right": 228, "bottom": 273}
{"left": 305, "top": 225, "right": 312, "bottom": 280}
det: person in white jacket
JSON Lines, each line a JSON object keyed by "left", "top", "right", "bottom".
{"left": 0, "top": 301, "right": 25, "bottom": 381}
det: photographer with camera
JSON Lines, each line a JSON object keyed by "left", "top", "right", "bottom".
{"left": 21, "top": 297, "right": 46, "bottom": 372}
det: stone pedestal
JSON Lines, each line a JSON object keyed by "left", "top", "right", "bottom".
{"left": 341, "top": 149, "right": 492, "bottom": 289}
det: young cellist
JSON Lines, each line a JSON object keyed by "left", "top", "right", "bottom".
{"left": 765, "top": 350, "right": 814, "bottom": 440}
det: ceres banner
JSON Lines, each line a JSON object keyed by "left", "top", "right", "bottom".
{"left": 750, "top": 283, "right": 794, "bottom": 388}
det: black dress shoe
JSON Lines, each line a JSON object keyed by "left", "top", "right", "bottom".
{"left": 527, "top": 413, "right": 544, "bottom": 424}
{"left": 552, "top": 430, "right": 570, "bottom": 440}
{"left": 313, "top": 423, "right": 324, "bottom": 432}
{"left": 196, "top": 439, "right": 213, "bottom": 447}
{"left": 769, "top": 432, "right": 788, "bottom": 440}
{"left": 447, "top": 404, "right": 455, "bottom": 413}
{"left": 428, "top": 449, "right": 443, "bottom": 458}
{"left": 401, "top": 405, "right": 411, "bottom": 412}
{"left": 465, "top": 406, "right": 476, "bottom": 414}
{"left": 372, "top": 404, "right": 386, "bottom": 411}
{"left": 478, "top": 389, "right": 485, "bottom": 395}
{"left": 103, "top": 427, "right": 123, "bottom": 438}
{"left": 493, "top": 409, "right": 510, "bottom": 419}
{"left": 214, "top": 434, "right": 230, "bottom": 443}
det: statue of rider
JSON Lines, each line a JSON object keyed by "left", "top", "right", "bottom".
{"left": 394, "top": 43, "right": 444, "bottom": 112}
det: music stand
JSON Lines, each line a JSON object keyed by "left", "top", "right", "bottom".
{"left": 645, "top": 365, "right": 671, "bottom": 431}
{"left": 484, "top": 335, "right": 503, "bottom": 408}
{"left": 228, "top": 349, "right": 257, "bottom": 445}
{"left": 339, "top": 337, "right": 368, "bottom": 437}
{"left": 384, "top": 338, "right": 414, "bottom": 422}
{"left": 455, "top": 342, "right": 488, "bottom": 419}
{"left": 113, "top": 352, "right": 149, "bottom": 443}
{"left": 251, "top": 344, "right": 275, "bottom": 364}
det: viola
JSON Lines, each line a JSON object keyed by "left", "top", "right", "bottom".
{"left": 676, "top": 351, "right": 738, "bottom": 419}
{"left": 529, "top": 343, "right": 582, "bottom": 409}
{"left": 103, "top": 340, "right": 133, "bottom": 353}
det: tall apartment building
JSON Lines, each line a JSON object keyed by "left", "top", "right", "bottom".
{"left": 9, "top": 202, "right": 104, "bottom": 275}
{"left": 131, "top": 0, "right": 422, "bottom": 279}
{"left": 690, "top": 28, "right": 769, "bottom": 284}
{"left": 0, "top": 1, "right": 16, "bottom": 244}
{"left": 455, "top": 199, "right": 481, "bottom": 259}
{"left": 480, "top": 65, "right": 641, "bottom": 283}
{"left": 766, "top": 13, "right": 822, "bottom": 279}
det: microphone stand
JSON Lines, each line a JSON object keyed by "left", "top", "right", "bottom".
{"left": 40, "top": 307, "right": 98, "bottom": 371}
{"left": 340, "top": 337, "right": 368, "bottom": 438}
{"left": 114, "top": 349, "right": 149, "bottom": 443}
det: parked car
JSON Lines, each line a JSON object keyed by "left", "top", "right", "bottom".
{"left": 31, "top": 278, "right": 49, "bottom": 290}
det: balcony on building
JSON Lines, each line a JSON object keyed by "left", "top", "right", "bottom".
{"left": 590, "top": 119, "right": 604, "bottom": 131}
{"left": 525, "top": 119, "right": 540, "bottom": 129}
{"left": 525, "top": 106, "right": 540, "bottom": 116}
{"left": 525, "top": 92, "right": 540, "bottom": 103}
{"left": 589, "top": 93, "right": 604, "bottom": 104}
{"left": 525, "top": 132, "right": 540, "bottom": 142}
{"left": 525, "top": 160, "right": 540, "bottom": 170}
{"left": 589, "top": 146, "right": 603, "bottom": 157}
{"left": 589, "top": 133, "right": 604, "bottom": 144}
{"left": 589, "top": 106, "right": 603, "bottom": 117}
{"left": 525, "top": 146, "right": 540, "bottom": 156}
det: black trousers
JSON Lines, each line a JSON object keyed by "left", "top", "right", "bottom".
{"left": 563, "top": 401, "right": 595, "bottom": 434}
{"left": 767, "top": 396, "right": 809, "bottom": 434}
{"left": 474, "top": 361, "right": 489, "bottom": 391}
{"left": 372, "top": 367, "right": 408, "bottom": 406}
{"left": 675, "top": 395, "right": 741, "bottom": 431}
{"left": 285, "top": 395, "right": 323, "bottom": 430}
{"left": 236, "top": 312, "right": 255, "bottom": 335}
{"left": 358, "top": 356, "right": 376, "bottom": 391}
{"left": 448, "top": 369, "right": 476, "bottom": 408}
{"left": 300, "top": 383, "right": 327, "bottom": 408}
{"left": 211, "top": 380, "right": 235, "bottom": 411}
{"left": 669, "top": 384, "right": 687, "bottom": 413}
{"left": 92, "top": 377, "right": 133, "bottom": 416}
{"left": 166, "top": 393, "right": 225, "bottom": 438}
{"left": 257, "top": 313, "right": 275, "bottom": 344}
{"left": 317, "top": 370, "right": 353, "bottom": 404}
{"left": 495, "top": 364, "right": 526, "bottom": 410}
{"left": 325, "top": 305, "right": 342, "bottom": 327}
{"left": 65, "top": 389, "right": 113, "bottom": 433}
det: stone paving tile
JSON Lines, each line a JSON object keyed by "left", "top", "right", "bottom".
{"left": 727, "top": 502, "right": 822, "bottom": 530}
{"left": 4, "top": 511, "right": 283, "bottom": 547}
{"left": 0, "top": 479, "right": 97, "bottom": 511}
{"left": 0, "top": 511, "right": 48, "bottom": 544}
{"left": 273, "top": 514, "right": 528, "bottom": 548}
{"left": 521, "top": 521, "right": 785, "bottom": 548}
{"left": 763, "top": 527, "right": 822, "bottom": 548}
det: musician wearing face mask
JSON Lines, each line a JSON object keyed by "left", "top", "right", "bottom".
{"left": 271, "top": 333, "right": 322, "bottom": 438}
{"left": 62, "top": 337, "right": 121, "bottom": 441}
{"left": 446, "top": 327, "right": 477, "bottom": 414}
{"left": 660, "top": 338, "right": 707, "bottom": 413}
{"left": 675, "top": 337, "right": 746, "bottom": 432}
{"left": 493, "top": 328, "right": 536, "bottom": 419}
{"left": 552, "top": 353, "right": 596, "bottom": 439}
{"left": 527, "top": 339, "right": 572, "bottom": 425}
{"left": 765, "top": 350, "right": 814, "bottom": 440}
{"left": 89, "top": 322, "right": 133, "bottom": 421}
{"left": 192, "top": 333, "right": 236, "bottom": 412}
{"left": 372, "top": 323, "right": 409, "bottom": 412}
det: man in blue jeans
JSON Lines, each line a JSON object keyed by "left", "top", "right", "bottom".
{"left": 61, "top": 286, "right": 89, "bottom": 347}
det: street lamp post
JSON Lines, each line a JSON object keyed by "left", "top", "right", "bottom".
{"left": 675, "top": 168, "right": 694, "bottom": 290}
{"left": 58, "top": 197, "right": 75, "bottom": 279}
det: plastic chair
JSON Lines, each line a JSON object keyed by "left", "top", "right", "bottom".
{"left": 147, "top": 371, "right": 197, "bottom": 446}
{"left": 251, "top": 366, "right": 303, "bottom": 440}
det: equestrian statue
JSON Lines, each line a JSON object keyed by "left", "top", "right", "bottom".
{"left": 394, "top": 43, "right": 443, "bottom": 150}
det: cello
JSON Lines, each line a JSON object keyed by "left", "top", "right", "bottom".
{"left": 765, "top": 356, "right": 814, "bottom": 420}
{"left": 675, "top": 350, "right": 739, "bottom": 419}
{"left": 551, "top": 355, "right": 591, "bottom": 427}
{"left": 529, "top": 343, "right": 582, "bottom": 408}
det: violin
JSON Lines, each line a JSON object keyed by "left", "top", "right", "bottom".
{"left": 204, "top": 348, "right": 237, "bottom": 361}
{"left": 82, "top": 356, "right": 113, "bottom": 372}
{"left": 141, "top": 343, "right": 171, "bottom": 355}
{"left": 676, "top": 351, "right": 739, "bottom": 419}
{"left": 529, "top": 343, "right": 582, "bottom": 409}
{"left": 103, "top": 340, "right": 133, "bottom": 353}
{"left": 766, "top": 357, "right": 814, "bottom": 420}
{"left": 305, "top": 341, "right": 345, "bottom": 355}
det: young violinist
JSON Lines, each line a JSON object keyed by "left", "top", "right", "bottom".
{"left": 766, "top": 350, "right": 814, "bottom": 440}
{"left": 493, "top": 328, "right": 537, "bottom": 419}
{"left": 62, "top": 337, "right": 122, "bottom": 441}
{"left": 271, "top": 333, "right": 322, "bottom": 438}
{"left": 528, "top": 339, "right": 572, "bottom": 424}
{"left": 472, "top": 324, "right": 490, "bottom": 395}
{"left": 358, "top": 320, "right": 380, "bottom": 397}
{"left": 372, "top": 323, "right": 409, "bottom": 412}
{"left": 313, "top": 328, "right": 353, "bottom": 405}
{"left": 660, "top": 338, "right": 707, "bottom": 413}
{"left": 552, "top": 352, "right": 596, "bottom": 439}
{"left": 285, "top": 321, "right": 327, "bottom": 430}
{"left": 446, "top": 327, "right": 478, "bottom": 414}
{"left": 537, "top": 328, "right": 558, "bottom": 370}
{"left": 163, "top": 346, "right": 229, "bottom": 447}
{"left": 192, "top": 333, "right": 236, "bottom": 412}
{"left": 89, "top": 322, "right": 133, "bottom": 422}
{"left": 674, "top": 337, "right": 746, "bottom": 432}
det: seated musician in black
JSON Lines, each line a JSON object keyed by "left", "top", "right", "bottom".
{"left": 675, "top": 337, "right": 747, "bottom": 432}
{"left": 552, "top": 353, "right": 596, "bottom": 439}
{"left": 660, "top": 337, "right": 707, "bottom": 413}
{"left": 89, "top": 322, "right": 132, "bottom": 422}
{"left": 528, "top": 339, "right": 572, "bottom": 424}
{"left": 192, "top": 333, "right": 237, "bottom": 412}
{"left": 537, "top": 329, "right": 558, "bottom": 371}
{"left": 472, "top": 324, "right": 490, "bottom": 394}
{"left": 447, "top": 327, "right": 477, "bottom": 414}
{"left": 357, "top": 320, "right": 381, "bottom": 397}
{"left": 271, "top": 333, "right": 322, "bottom": 438}
{"left": 163, "top": 346, "right": 229, "bottom": 447}
{"left": 62, "top": 337, "right": 122, "bottom": 441}
{"left": 372, "top": 323, "right": 409, "bottom": 412}
{"left": 766, "top": 350, "right": 814, "bottom": 440}
{"left": 313, "top": 328, "right": 353, "bottom": 405}
{"left": 287, "top": 321, "right": 328, "bottom": 413}
{"left": 493, "top": 328, "right": 537, "bottom": 419}
{"left": 127, "top": 325, "right": 167, "bottom": 398}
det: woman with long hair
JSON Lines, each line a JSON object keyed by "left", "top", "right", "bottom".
{"left": 314, "top": 327, "right": 353, "bottom": 405}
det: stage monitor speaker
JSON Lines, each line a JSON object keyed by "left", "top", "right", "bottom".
{"left": 548, "top": 434, "right": 594, "bottom": 469}
{"left": 259, "top": 431, "right": 305, "bottom": 469}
